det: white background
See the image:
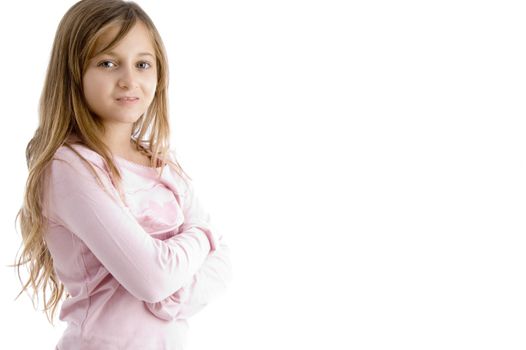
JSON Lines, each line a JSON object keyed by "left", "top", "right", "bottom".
{"left": 1, "top": 0, "right": 525, "bottom": 349}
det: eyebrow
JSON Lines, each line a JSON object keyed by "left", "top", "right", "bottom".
{"left": 98, "top": 51, "right": 155, "bottom": 58}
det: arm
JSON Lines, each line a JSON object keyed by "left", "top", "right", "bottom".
{"left": 144, "top": 177, "right": 231, "bottom": 320}
{"left": 145, "top": 236, "right": 232, "bottom": 320}
{"left": 43, "top": 150, "right": 216, "bottom": 304}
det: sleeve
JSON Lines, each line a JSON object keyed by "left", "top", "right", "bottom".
{"left": 43, "top": 155, "right": 215, "bottom": 304}
{"left": 144, "top": 236, "right": 232, "bottom": 320}
{"left": 177, "top": 179, "right": 220, "bottom": 253}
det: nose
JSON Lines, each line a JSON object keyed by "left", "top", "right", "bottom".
{"left": 117, "top": 65, "right": 138, "bottom": 89}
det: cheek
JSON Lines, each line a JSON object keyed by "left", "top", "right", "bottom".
{"left": 82, "top": 76, "right": 95, "bottom": 106}
{"left": 83, "top": 73, "right": 112, "bottom": 103}
{"left": 146, "top": 71, "right": 157, "bottom": 88}
{"left": 83, "top": 73, "right": 100, "bottom": 99}
{"left": 144, "top": 76, "right": 158, "bottom": 98}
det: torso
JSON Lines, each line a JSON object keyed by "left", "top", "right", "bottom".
{"left": 65, "top": 133, "right": 160, "bottom": 168}
{"left": 124, "top": 150, "right": 157, "bottom": 167}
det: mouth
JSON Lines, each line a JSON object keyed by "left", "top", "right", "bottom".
{"left": 116, "top": 97, "right": 140, "bottom": 105}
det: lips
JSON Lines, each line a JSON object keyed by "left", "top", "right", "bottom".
{"left": 116, "top": 96, "right": 139, "bottom": 101}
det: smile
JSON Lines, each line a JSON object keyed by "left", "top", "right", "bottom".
{"left": 116, "top": 97, "right": 139, "bottom": 104}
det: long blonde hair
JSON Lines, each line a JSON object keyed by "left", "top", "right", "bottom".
{"left": 10, "top": 0, "right": 191, "bottom": 325}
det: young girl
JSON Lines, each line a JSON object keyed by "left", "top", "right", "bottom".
{"left": 12, "top": 0, "right": 232, "bottom": 349}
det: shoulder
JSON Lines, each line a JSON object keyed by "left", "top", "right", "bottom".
{"left": 53, "top": 143, "right": 107, "bottom": 170}
{"left": 47, "top": 143, "right": 112, "bottom": 186}
{"left": 161, "top": 148, "right": 193, "bottom": 196}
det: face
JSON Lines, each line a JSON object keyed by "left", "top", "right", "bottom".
{"left": 83, "top": 21, "right": 157, "bottom": 126}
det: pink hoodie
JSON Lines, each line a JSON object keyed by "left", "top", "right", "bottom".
{"left": 42, "top": 142, "right": 232, "bottom": 350}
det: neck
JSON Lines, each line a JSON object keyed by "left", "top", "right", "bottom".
{"left": 100, "top": 122, "right": 136, "bottom": 158}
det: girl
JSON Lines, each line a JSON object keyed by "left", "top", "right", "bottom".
{"left": 12, "top": 0, "right": 232, "bottom": 349}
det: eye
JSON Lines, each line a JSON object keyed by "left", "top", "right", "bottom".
{"left": 97, "top": 60, "right": 116, "bottom": 69}
{"left": 137, "top": 61, "right": 152, "bottom": 70}
{"left": 97, "top": 60, "right": 152, "bottom": 70}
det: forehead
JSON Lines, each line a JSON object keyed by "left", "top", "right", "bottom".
{"left": 93, "top": 21, "right": 155, "bottom": 56}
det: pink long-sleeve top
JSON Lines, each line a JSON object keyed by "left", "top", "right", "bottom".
{"left": 41, "top": 142, "right": 232, "bottom": 350}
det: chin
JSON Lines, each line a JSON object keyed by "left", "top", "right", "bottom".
{"left": 99, "top": 113, "right": 144, "bottom": 124}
